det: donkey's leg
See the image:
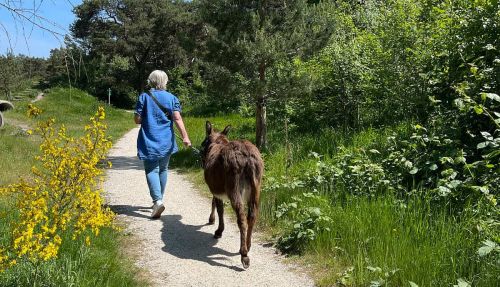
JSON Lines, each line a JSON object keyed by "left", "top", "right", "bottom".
{"left": 246, "top": 201, "right": 259, "bottom": 252}
{"left": 246, "top": 179, "right": 261, "bottom": 252}
{"left": 230, "top": 196, "right": 249, "bottom": 268}
{"left": 208, "top": 197, "right": 216, "bottom": 225}
{"left": 213, "top": 198, "right": 225, "bottom": 238}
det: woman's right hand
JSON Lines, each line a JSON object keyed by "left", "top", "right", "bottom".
{"left": 183, "top": 137, "right": 192, "bottom": 147}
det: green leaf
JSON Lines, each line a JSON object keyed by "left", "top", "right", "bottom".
{"left": 440, "top": 157, "right": 453, "bottom": 164}
{"left": 309, "top": 207, "right": 322, "bottom": 217}
{"left": 438, "top": 186, "right": 451, "bottom": 196}
{"left": 404, "top": 160, "right": 413, "bottom": 169}
{"left": 454, "top": 98, "right": 464, "bottom": 109}
{"left": 480, "top": 131, "right": 493, "bottom": 140}
{"left": 485, "top": 44, "right": 495, "bottom": 50}
{"left": 454, "top": 156, "right": 466, "bottom": 164}
{"left": 478, "top": 246, "right": 493, "bottom": 256}
{"left": 409, "top": 167, "right": 419, "bottom": 175}
{"left": 485, "top": 150, "right": 500, "bottom": 159}
{"left": 474, "top": 105, "right": 483, "bottom": 114}
{"left": 448, "top": 180, "right": 462, "bottom": 189}
{"left": 367, "top": 266, "right": 382, "bottom": 273}
{"left": 481, "top": 92, "right": 500, "bottom": 103}
{"left": 429, "top": 164, "right": 438, "bottom": 171}
{"left": 454, "top": 278, "right": 471, "bottom": 287}
{"left": 477, "top": 142, "right": 488, "bottom": 149}
{"left": 414, "top": 124, "right": 427, "bottom": 131}
{"left": 409, "top": 281, "right": 419, "bottom": 287}
{"left": 482, "top": 239, "right": 497, "bottom": 247}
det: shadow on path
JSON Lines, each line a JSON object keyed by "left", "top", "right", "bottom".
{"left": 108, "top": 204, "right": 151, "bottom": 220}
{"left": 107, "top": 155, "right": 144, "bottom": 171}
{"left": 161, "top": 214, "right": 244, "bottom": 272}
{"left": 108, "top": 204, "right": 243, "bottom": 271}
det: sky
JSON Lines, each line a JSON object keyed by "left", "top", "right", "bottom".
{"left": 0, "top": 0, "right": 82, "bottom": 58}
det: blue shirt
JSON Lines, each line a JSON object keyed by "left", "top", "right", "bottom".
{"left": 135, "top": 89, "right": 181, "bottom": 161}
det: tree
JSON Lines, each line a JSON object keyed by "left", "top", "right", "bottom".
{"left": 197, "top": 0, "right": 331, "bottom": 149}
{"left": 71, "top": 0, "right": 201, "bottom": 94}
{"left": 0, "top": 53, "right": 22, "bottom": 100}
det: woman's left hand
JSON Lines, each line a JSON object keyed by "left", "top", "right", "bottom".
{"left": 183, "top": 137, "right": 192, "bottom": 147}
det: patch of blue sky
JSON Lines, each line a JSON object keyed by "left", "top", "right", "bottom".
{"left": 0, "top": 0, "right": 82, "bottom": 58}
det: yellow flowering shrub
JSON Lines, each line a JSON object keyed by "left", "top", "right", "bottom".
{"left": 0, "top": 105, "right": 114, "bottom": 270}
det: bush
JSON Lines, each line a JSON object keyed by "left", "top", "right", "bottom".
{"left": 0, "top": 105, "right": 114, "bottom": 271}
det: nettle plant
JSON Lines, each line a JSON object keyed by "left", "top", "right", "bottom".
{"left": 271, "top": 151, "right": 389, "bottom": 254}
{"left": 275, "top": 191, "right": 331, "bottom": 254}
{"left": 0, "top": 104, "right": 114, "bottom": 270}
{"left": 296, "top": 151, "right": 389, "bottom": 197}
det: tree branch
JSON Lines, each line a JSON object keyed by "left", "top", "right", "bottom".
{"left": 0, "top": 2, "right": 65, "bottom": 37}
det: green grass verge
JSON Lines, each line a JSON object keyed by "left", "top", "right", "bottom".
{"left": 0, "top": 87, "right": 136, "bottom": 186}
{"left": 175, "top": 114, "right": 499, "bottom": 286}
{"left": 0, "top": 87, "right": 143, "bottom": 286}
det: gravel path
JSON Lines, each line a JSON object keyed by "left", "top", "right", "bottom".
{"left": 104, "top": 128, "right": 314, "bottom": 287}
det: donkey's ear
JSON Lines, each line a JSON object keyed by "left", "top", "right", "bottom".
{"left": 206, "top": 121, "right": 213, "bottom": 135}
{"left": 222, "top": 125, "right": 231, "bottom": 135}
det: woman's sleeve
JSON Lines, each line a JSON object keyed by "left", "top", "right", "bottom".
{"left": 172, "top": 96, "right": 181, "bottom": 112}
{"left": 135, "top": 93, "right": 145, "bottom": 116}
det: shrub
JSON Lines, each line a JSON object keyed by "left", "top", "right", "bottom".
{"left": 0, "top": 104, "right": 114, "bottom": 271}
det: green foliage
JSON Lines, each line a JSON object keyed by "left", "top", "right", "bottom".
{"left": 0, "top": 87, "right": 136, "bottom": 186}
{"left": 68, "top": 0, "right": 203, "bottom": 108}
{"left": 275, "top": 191, "right": 331, "bottom": 254}
{"left": 43, "top": 0, "right": 499, "bottom": 285}
{"left": 0, "top": 87, "right": 141, "bottom": 285}
{"left": 0, "top": 53, "right": 25, "bottom": 100}
{"left": 0, "top": 224, "right": 142, "bottom": 287}
{"left": 197, "top": 0, "right": 333, "bottom": 148}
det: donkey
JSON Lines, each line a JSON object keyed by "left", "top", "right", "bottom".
{"left": 200, "top": 121, "right": 264, "bottom": 269}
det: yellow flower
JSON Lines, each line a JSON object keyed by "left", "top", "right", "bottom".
{"left": 85, "top": 236, "right": 91, "bottom": 246}
{"left": 0, "top": 106, "right": 114, "bottom": 271}
{"left": 26, "top": 104, "right": 43, "bottom": 118}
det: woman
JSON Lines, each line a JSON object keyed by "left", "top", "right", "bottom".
{"left": 134, "top": 70, "right": 191, "bottom": 218}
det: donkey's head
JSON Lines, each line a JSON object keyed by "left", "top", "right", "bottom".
{"left": 200, "top": 121, "right": 231, "bottom": 164}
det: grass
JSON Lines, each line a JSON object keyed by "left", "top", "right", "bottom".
{"left": 0, "top": 87, "right": 142, "bottom": 286}
{"left": 303, "top": 194, "right": 498, "bottom": 286}
{"left": 0, "top": 87, "right": 136, "bottom": 186}
{"left": 0, "top": 215, "right": 143, "bottom": 287}
{"left": 0, "top": 125, "right": 40, "bottom": 185}
{"left": 175, "top": 113, "right": 499, "bottom": 286}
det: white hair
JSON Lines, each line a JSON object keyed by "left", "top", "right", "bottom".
{"left": 147, "top": 70, "right": 169, "bottom": 90}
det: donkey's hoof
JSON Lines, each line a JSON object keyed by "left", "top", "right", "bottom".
{"left": 214, "top": 231, "right": 223, "bottom": 239}
{"left": 241, "top": 256, "right": 250, "bottom": 269}
{"left": 208, "top": 219, "right": 215, "bottom": 225}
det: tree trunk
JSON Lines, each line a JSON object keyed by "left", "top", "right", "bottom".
{"left": 134, "top": 54, "right": 148, "bottom": 91}
{"left": 256, "top": 95, "right": 267, "bottom": 150}
{"left": 256, "top": 61, "right": 267, "bottom": 150}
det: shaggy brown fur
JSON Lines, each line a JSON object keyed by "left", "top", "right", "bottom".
{"left": 201, "top": 121, "right": 264, "bottom": 269}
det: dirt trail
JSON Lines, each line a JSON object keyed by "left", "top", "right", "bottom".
{"left": 104, "top": 127, "right": 314, "bottom": 287}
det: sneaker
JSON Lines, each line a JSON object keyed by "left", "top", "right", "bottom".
{"left": 151, "top": 201, "right": 165, "bottom": 219}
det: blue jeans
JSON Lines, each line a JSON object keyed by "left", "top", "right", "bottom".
{"left": 143, "top": 154, "right": 171, "bottom": 203}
